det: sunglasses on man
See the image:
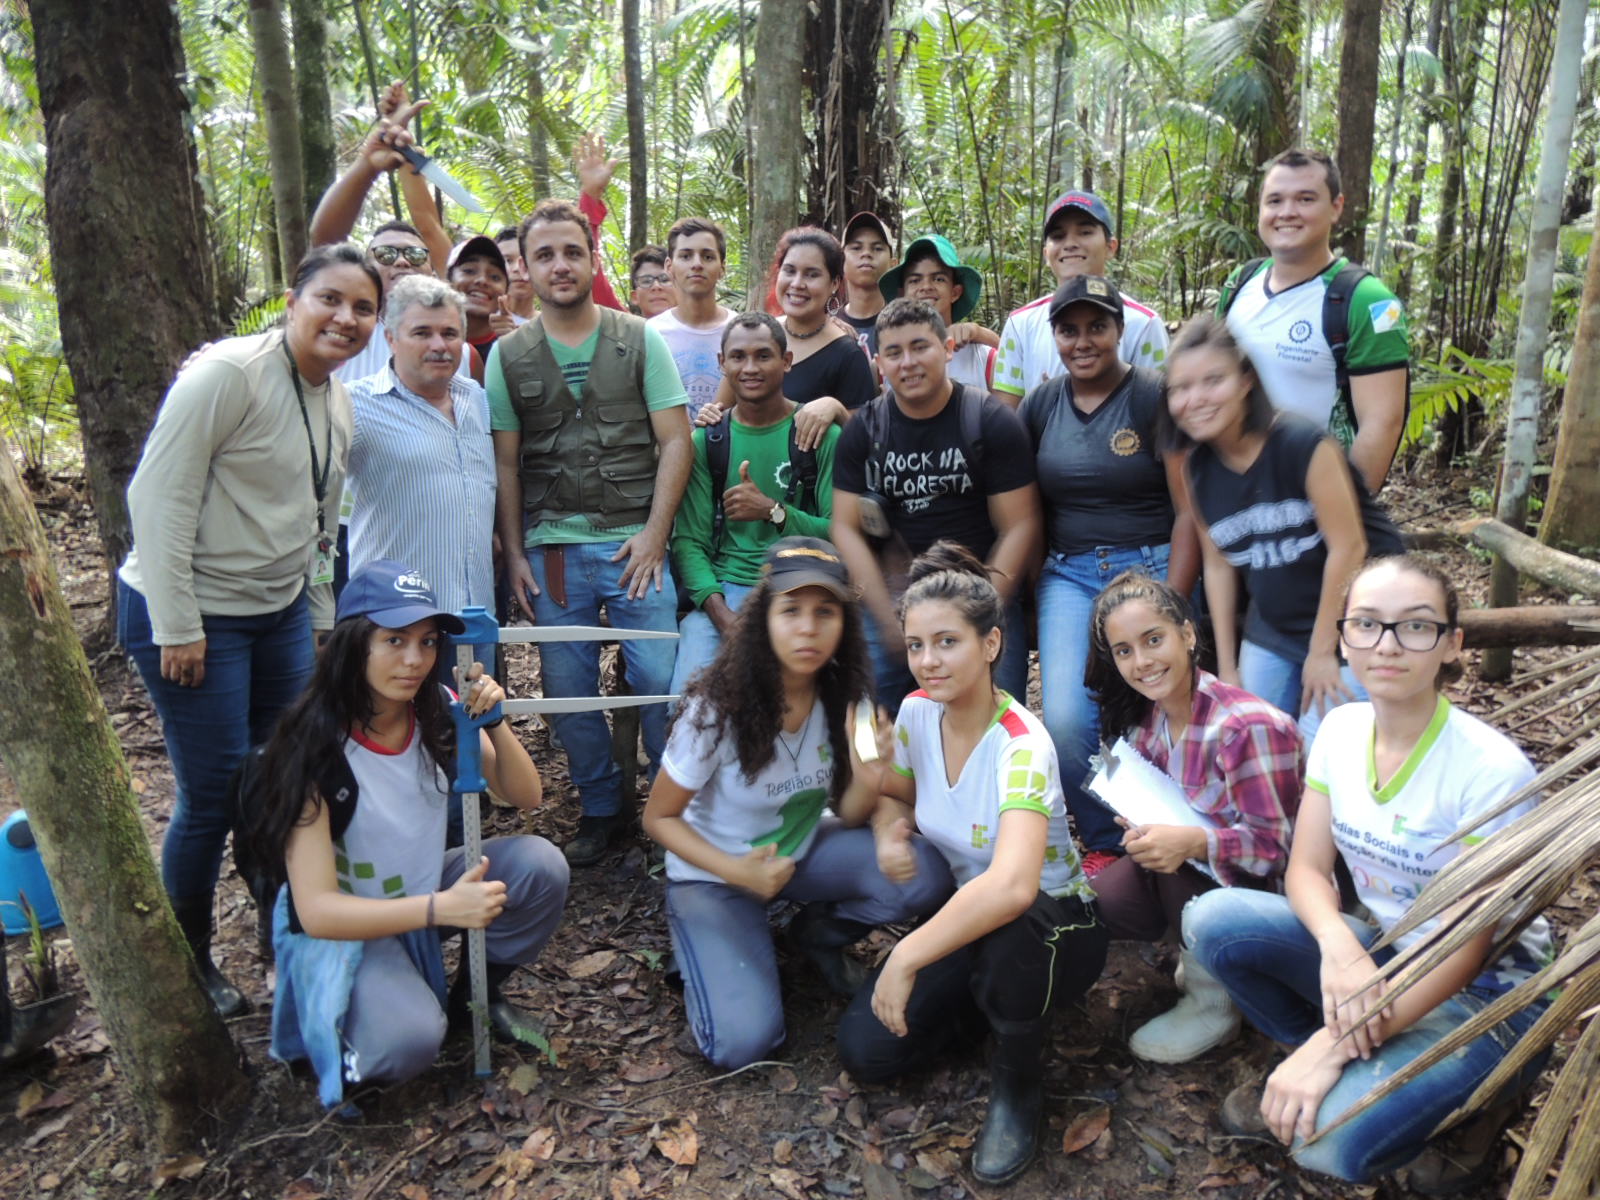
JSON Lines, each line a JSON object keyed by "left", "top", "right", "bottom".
{"left": 370, "top": 244, "right": 431, "bottom": 267}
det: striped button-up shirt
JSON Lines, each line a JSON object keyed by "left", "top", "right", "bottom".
{"left": 346, "top": 364, "right": 497, "bottom": 615}
{"left": 1127, "top": 670, "right": 1304, "bottom": 886}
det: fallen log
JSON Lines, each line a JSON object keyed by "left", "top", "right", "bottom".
{"left": 1459, "top": 606, "right": 1600, "bottom": 647}
{"left": 1459, "top": 517, "right": 1600, "bottom": 598}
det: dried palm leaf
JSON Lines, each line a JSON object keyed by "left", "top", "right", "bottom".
{"left": 1509, "top": 1017, "right": 1600, "bottom": 1200}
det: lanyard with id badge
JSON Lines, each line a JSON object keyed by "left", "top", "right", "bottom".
{"left": 283, "top": 338, "right": 336, "bottom": 585}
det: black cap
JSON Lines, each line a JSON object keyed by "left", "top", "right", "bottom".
{"left": 446, "top": 235, "right": 507, "bottom": 278}
{"left": 1047, "top": 274, "right": 1124, "bottom": 325}
{"left": 763, "top": 537, "right": 852, "bottom": 599}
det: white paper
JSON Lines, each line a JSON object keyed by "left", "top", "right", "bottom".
{"left": 1087, "top": 737, "right": 1218, "bottom": 879}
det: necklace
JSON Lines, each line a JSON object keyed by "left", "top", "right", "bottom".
{"left": 776, "top": 701, "right": 815, "bottom": 769}
{"left": 787, "top": 317, "right": 828, "bottom": 340}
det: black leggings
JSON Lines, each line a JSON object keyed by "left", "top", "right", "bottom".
{"left": 837, "top": 892, "right": 1108, "bottom": 1082}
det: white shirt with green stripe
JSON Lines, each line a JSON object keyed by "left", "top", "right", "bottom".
{"left": 1306, "top": 697, "right": 1553, "bottom": 993}
{"left": 891, "top": 690, "right": 1093, "bottom": 900}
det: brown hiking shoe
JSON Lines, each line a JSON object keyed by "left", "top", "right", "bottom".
{"left": 1405, "top": 1099, "right": 1517, "bottom": 1195}
{"left": 1220, "top": 1081, "right": 1270, "bottom": 1137}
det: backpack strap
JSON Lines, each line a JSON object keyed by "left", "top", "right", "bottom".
{"left": 861, "top": 392, "right": 893, "bottom": 496}
{"left": 705, "top": 410, "right": 733, "bottom": 552}
{"left": 958, "top": 385, "right": 986, "bottom": 472}
{"left": 1322, "top": 258, "right": 1373, "bottom": 402}
{"left": 1217, "top": 257, "right": 1269, "bottom": 316}
{"left": 783, "top": 420, "right": 819, "bottom": 511}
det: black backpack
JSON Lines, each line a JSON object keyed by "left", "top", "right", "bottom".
{"left": 705, "top": 409, "right": 820, "bottom": 550}
{"left": 1217, "top": 256, "right": 1375, "bottom": 431}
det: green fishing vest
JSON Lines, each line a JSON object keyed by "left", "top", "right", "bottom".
{"left": 498, "top": 308, "right": 655, "bottom": 530}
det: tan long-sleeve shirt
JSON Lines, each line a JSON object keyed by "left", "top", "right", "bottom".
{"left": 119, "top": 330, "right": 351, "bottom": 643}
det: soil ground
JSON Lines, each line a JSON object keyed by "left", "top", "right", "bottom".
{"left": 0, "top": 462, "right": 1594, "bottom": 1200}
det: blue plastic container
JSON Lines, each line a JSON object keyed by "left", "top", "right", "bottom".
{"left": 0, "top": 812, "right": 64, "bottom": 935}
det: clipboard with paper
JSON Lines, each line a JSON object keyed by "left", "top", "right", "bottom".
{"left": 1086, "top": 737, "right": 1219, "bottom": 880}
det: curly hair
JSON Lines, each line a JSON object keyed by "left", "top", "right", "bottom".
{"left": 1085, "top": 571, "right": 1202, "bottom": 741}
{"left": 239, "top": 616, "right": 457, "bottom": 889}
{"left": 674, "top": 578, "right": 872, "bottom": 804}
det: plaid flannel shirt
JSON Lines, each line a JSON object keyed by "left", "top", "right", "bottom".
{"left": 1127, "top": 670, "right": 1304, "bottom": 886}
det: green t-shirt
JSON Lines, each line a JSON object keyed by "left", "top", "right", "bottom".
{"left": 487, "top": 323, "right": 688, "bottom": 546}
{"left": 670, "top": 411, "right": 839, "bottom": 608}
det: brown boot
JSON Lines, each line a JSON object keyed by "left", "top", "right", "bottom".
{"left": 1405, "top": 1099, "right": 1518, "bottom": 1195}
{"left": 1220, "top": 1080, "right": 1270, "bottom": 1137}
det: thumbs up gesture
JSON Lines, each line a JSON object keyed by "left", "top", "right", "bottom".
{"left": 876, "top": 817, "right": 918, "bottom": 883}
{"left": 721, "top": 458, "right": 775, "bottom": 522}
{"left": 738, "top": 842, "right": 796, "bottom": 900}
{"left": 489, "top": 294, "right": 517, "bottom": 337}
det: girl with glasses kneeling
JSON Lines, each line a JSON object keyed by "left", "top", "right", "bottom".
{"left": 1183, "top": 555, "right": 1553, "bottom": 1191}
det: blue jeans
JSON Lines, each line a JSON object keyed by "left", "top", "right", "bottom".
{"left": 667, "top": 822, "right": 954, "bottom": 1069}
{"left": 1185, "top": 888, "right": 1549, "bottom": 1182}
{"left": 117, "top": 579, "right": 313, "bottom": 901}
{"left": 1237, "top": 639, "right": 1366, "bottom": 744}
{"left": 525, "top": 542, "right": 678, "bottom": 818}
{"left": 1037, "top": 543, "right": 1171, "bottom": 853}
{"left": 864, "top": 595, "right": 1028, "bottom": 714}
{"left": 669, "top": 580, "right": 755, "bottom": 699}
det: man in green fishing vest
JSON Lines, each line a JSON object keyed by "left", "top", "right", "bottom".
{"left": 490, "top": 198, "right": 693, "bottom": 867}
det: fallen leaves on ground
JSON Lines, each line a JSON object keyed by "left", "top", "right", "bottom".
{"left": 652, "top": 1116, "right": 698, "bottom": 1165}
{"left": 1062, "top": 1104, "right": 1112, "bottom": 1155}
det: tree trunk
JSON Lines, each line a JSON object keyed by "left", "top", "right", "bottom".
{"left": 1542, "top": 186, "right": 1600, "bottom": 554}
{"left": 1395, "top": 0, "right": 1444, "bottom": 307}
{"left": 26, "top": 0, "right": 222, "bottom": 634}
{"left": 1466, "top": 518, "right": 1600, "bottom": 598}
{"left": 1457, "top": 606, "right": 1600, "bottom": 648}
{"left": 622, "top": 0, "right": 648, "bottom": 250}
{"left": 805, "top": 0, "right": 895, "bottom": 231}
{"left": 289, "top": 0, "right": 336, "bottom": 210}
{"left": 748, "top": 0, "right": 807, "bottom": 307}
{"left": 248, "top": 0, "right": 307, "bottom": 281}
{"left": 0, "top": 450, "right": 248, "bottom": 1152}
{"left": 526, "top": 60, "right": 552, "bottom": 199}
{"left": 1334, "top": 0, "right": 1382, "bottom": 262}
{"left": 1254, "top": 0, "right": 1299, "bottom": 167}
{"left": 1484, "top": 0, "right": 1590, "bottom": 679}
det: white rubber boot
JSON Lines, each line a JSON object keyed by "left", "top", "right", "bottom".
{"left": 1129, "top": 950, "right": 1241, "bottom": 1063}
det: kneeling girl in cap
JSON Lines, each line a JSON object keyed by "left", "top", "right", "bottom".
{"left": 246, "top": 560, "right": 568, "bottom": 1109}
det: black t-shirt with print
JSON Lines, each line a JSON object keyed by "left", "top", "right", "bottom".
{"left": 1020, "top": 365, "right": 1173, "bottom": 556}
{"left": 1186, "top": 413, "right": 1403, "bottom": 660}
{"left": 838, "top": 310, "right": 880, "bottom": 358}
{"left": 834, "top": 383, "right": 1036, "bottom": 560}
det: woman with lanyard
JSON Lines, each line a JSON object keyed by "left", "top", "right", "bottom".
{"left": 838, "top": 541, "right": 1108, "bottom": 1186}
{"left": 1017, "top": 274, "right": 1197, "bottom": 876}
{"left": 118, "top": 243, "right": 380, "bottom": 1016}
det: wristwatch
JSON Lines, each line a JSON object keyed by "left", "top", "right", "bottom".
{"left": 768, "top": 500, "right": 787, "bottom": 527}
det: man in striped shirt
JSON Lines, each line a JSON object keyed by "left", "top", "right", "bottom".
{"left": 991, "top": 191, "right": 1168, "bottom": 407}
{"left": 345, "top": 274, "right": 498, "bottom": 682}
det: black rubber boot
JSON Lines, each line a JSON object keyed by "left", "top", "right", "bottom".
{"left": 449, "top": 961, "right": 548, "bottom": 1048}
{"left": 971, "top": 1017, "right": 1048, "bottom": 1186}
{"left": 170, "top": 893, "right": 249, "bottom": 1018}
{"left": 788, "top": 905, "right": 874, "bottom": 998}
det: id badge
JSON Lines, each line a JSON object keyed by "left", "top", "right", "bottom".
{"left": 311, "top": 533, "right": 335, "bottom": 586}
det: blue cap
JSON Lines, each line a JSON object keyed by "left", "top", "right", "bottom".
{"left": 1043, "top": 190, "right": 1115, "bottom": 238}
{"left": 336, "top": 560, "right": 466, "bottom": 634}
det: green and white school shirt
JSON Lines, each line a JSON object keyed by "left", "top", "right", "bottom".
{"left": 337, "top": 713, "right": 450, "bottom": 900}
{"left": 891, "top": 691, "right": 1093, "bottom": 900}
{"left": 1221, "top": 257, "right": 1409, "bottom": 448}
{"left": 1307, "top": 697, "right": 1553, "bottom": 994}
{"left": 661, "top": 696, "right": 835, "bottom": 885}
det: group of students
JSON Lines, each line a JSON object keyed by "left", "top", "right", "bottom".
{"left": 108, "top": 89, "right": 1548, "bottom": 1190}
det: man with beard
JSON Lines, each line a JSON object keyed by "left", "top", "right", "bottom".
{"left": 490, "top": 199, "right": 693, "bottom": 867}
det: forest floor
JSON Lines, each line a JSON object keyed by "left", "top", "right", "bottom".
{"left": 1, "top": 457, "right": 1597, "bottom": 1200}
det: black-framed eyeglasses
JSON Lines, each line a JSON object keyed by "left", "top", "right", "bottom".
{"left": 1337, "top": 616, "right": 1453, "bottom": 651}
{"left": 370, "top": 244, "right": 430, "bottom": 267}
{"left": 633, "top": 272, "right": 672, "bottom": 288}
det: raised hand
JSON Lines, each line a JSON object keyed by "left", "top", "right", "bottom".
{"left": 721, "top": 460, "right": 774, "bottom": 522}
{"left": 575, "top": 131, "right": 620, "bottom": 198}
